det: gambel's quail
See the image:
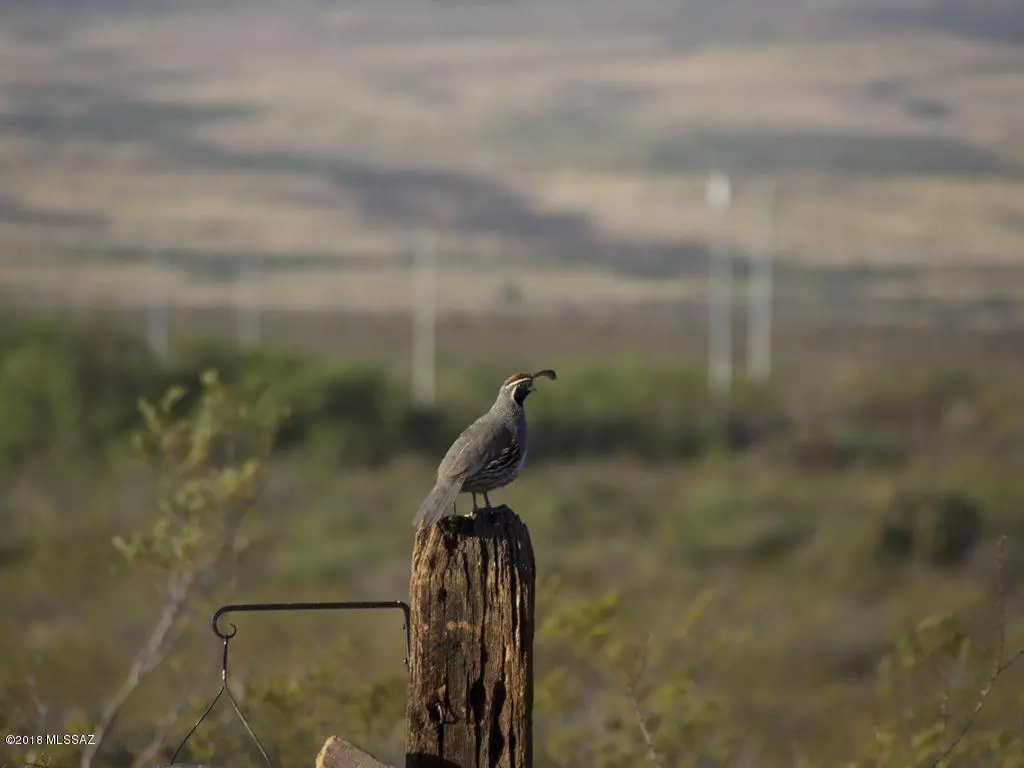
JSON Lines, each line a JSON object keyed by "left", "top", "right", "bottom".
{"left": 413, "top": 369, "right": 557, "bottom": 527}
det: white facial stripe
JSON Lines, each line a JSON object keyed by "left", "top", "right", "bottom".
{"left": 502, "top": 377, "right": 532, "bottom": 391}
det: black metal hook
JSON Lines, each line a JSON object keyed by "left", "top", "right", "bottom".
{"left": 211, "top": 601, "right": 411, "bottom": 665}
{"left": 166, "top": 599, "right": 411, "bottom": 768}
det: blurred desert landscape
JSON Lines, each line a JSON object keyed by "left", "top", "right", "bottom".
{"left": 1, "top": 0, "right": 1023, "bottom": 325}
{"left": 2, "top": 2, "right": 1024, "bottom": 767}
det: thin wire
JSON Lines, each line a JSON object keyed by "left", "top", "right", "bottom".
{"left": 167, "top": 634, "right": 274, "bottom": 768}
{"left": 166, "top": 600, "right": 411, "bottom": 767}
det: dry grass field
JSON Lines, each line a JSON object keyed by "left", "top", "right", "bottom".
{"left": 0, "top": 0, "right": 1022, "bottom": 327}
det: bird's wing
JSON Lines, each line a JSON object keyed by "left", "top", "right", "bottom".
{"left": 485, "top": 438, "right": 520, "bottom": 471}
{"left": 440, "top": 420, "right": 514, "bottom": 481}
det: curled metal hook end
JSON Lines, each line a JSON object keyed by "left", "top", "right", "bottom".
{"left": 212, "top": 604, "right": 240, "bottom": 640}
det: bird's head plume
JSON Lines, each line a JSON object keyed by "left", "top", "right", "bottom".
{"left": 498, "top": 369, "right": 557, "bottom": 406}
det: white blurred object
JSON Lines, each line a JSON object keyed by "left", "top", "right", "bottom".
{"left": 707, "top": 172, "right": 733, "bottom": 394}
{"left": 706, "top": 172, "right": 733, "bottom": 211}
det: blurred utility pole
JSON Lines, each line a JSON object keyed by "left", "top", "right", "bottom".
{"left": 746, "top": 180, "right": 774, "bottom": 380}
{"left": 706, "top": 172, "right": 733, "bottom": 395}
{"left": 412, "top": 229, "right": 437, "bottom": 407}
{"left": 147, "top": 248, "right": 169, "bottom": 363}
{"left": 238, "top": 255, "right": 263, "bottom": 348}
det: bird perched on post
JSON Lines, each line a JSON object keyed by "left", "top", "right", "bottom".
{"left": 413, "top": 369, "right": 557, "bottom": 527}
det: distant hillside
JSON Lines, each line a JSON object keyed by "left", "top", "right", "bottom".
{"left": 0, "top": 0, "right": 1022, "bottom": 327}
{"left": 849, "top": 0, "right": 1024, "bottom": 43}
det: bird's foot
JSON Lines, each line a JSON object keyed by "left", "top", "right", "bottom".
{"left": 460, "top": 495, "right": 479, "bottom": 520}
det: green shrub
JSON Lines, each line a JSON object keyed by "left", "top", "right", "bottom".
{"left": 0, "top": 342, "right": 81, "bottom": 468}
{"left": 0, "top": 320, "right": 1005, "bottom": 480}
{"left": 0, "top": 321, "right": 799, "bottom": 472}
{"left": 850, "top": 371, "right": 975, "bottom": 427}
{"left": 789, "top": 430, "right": 909, "bottom": 472}
{"left": 524, "top": 363, "right": 784, "bottom": 461}
{"left": 0, "top": 316, "right": 166, "bottom": 471}
{"left": 266, "top": 362, "right": 401, "bottom": 463}
{"left": 876, "top": 490, "right": 983, "bottom": 567}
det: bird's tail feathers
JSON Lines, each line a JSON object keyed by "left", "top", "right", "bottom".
{"left": 413, "top": 479, "right": 462, "bottom": 527}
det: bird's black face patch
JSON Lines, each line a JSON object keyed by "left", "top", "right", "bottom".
{"left": 512, "top": 380, "right": 532, "bottom": 406}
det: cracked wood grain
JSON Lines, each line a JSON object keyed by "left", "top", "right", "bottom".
{"left": 405, "top": 506, "right": 535, "bottom": 768}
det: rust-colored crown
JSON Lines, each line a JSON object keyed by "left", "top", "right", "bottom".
{"left": 501, "top": 372, "right": 533, "bottom": 388}
{"left": 500, "top": 369, "right": 557, "bottom": 389}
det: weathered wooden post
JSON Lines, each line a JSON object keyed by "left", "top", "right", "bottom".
{"left": 316, "top": 506, "right": 535, "bottom": 768}
{"left": 405, "top": 505, "right": 536, "bottom": 768}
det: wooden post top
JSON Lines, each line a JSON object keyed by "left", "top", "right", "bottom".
{"left": 406, "top": 504, "right": 536, "bottom": 768}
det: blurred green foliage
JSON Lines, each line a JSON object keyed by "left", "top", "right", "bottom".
{"left": 0, "top": 342, "right": 81, "bottom": 467}
{"left": 2, "top": 367, "right": 284, "bottom": 768}
{"left": 533, "top": 579, "right": 1024, "bottom": 768}
{"left": 2, "top": 317, "right": 1024, "bottom": 768}
{"left": 876, "top": 490, "right": 983, "bottom": 567}
{"left": 174, "top": 637, "right": 407, "bottom": 768}
{"left": 0, "top": 318, "right": 166, "bottom": 470}
{"left": 1, "top": 317, "right": 1012, "bottom": 483}
{"left": 865, "top": 610, "right": 1024, "bottom": 767}
{"left": 0, "top": 319, "right": 792, "bottom": 473}
{"left": 536, "top": 583, "right": 743, "bottom": 767}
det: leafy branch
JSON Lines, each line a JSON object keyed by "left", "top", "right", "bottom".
{"left": 929, "top": 535, "right": 1024, "bottom": 767}
{"left": 78, "top": 370, "right": 284, "bottom": 768}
